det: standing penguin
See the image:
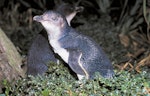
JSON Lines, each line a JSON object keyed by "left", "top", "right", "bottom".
{"left": 33, "top": 11, "right": 114, "bottom": 79}
{"left": 27, "top": 3, "right": 84, "bottom": 76}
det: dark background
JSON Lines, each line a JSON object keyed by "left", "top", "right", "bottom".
{"left": 0, "top": 0, "right": 149, "bottom": 71}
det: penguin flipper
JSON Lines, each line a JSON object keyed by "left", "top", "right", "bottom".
{"left": 68, "top": 49, "right": 89, "bottom": 79}
{"left": 68, "top": 49, "right": 84, "bottom": 74}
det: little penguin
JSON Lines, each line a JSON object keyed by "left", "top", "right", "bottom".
{"left": 33, "top": 11, "right": 114, "bottom": 79}
{"left": 27, "top": 3, "right": 84, "bottom": 76}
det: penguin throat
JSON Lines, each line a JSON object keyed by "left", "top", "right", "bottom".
{"left": 45, "top": 26, "right": 62, "bottom": 40}
{"left": 47, "top": 31, "right": 60, "bottom": 40}
{"left": 46, "top": 23, "right": 70, "bottom": 40}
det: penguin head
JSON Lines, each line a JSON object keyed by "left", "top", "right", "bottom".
{"left": 55, "top": 3, "right": 84, "bottom": 25}
{"left": 65, "top": 5, "right": 84, "bottom": 25}
{"left": 33, "top": 11, "right": 68, "bottom": 38}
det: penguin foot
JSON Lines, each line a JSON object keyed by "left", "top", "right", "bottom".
{"left": 77, "top": 74, "right": 86, "bottom": 80}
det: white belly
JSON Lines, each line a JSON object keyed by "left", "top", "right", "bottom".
{"left": 50, "top": 39, "right": 69, "bottom": 63}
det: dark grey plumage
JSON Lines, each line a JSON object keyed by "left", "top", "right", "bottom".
{"left": 33, "top": 10, "right": 114, "bottom": 79}
{"left": 27, "top": 32, "right": 57, "bottom": 76}
{"left": 60, "top": 28, "right": 114, "bottom": 79}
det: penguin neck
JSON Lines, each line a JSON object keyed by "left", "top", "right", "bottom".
{"left": 48, "top": 24, "right": 70, "bottom": 41}
{"left": 58, "top": 25, "right": 70, "bottom": 40}
{"left": 66, "top": 12, "right": 77, "bottom": 26}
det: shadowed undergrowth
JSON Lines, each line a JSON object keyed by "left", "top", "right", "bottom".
{"left": 2, "top": 62, "right": 150, "bottom": 96}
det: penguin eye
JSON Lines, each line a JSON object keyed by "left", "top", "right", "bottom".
{"left": 51, "top": 17, "right": 58, "bottom": 21}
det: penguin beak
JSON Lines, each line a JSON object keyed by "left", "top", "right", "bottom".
{"left": 75, "top": 6, "right": 84, "bottom": 12}
{"left": 33, "top": 15, "right": 43, "bottom": 22}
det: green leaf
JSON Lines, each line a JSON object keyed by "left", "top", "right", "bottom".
{"left": 41, "top": 89, "right": 50, "bottom": 96}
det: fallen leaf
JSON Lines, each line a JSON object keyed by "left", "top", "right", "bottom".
{"left": 119, "top": 34, "right": 130, "bottom": 47}
{"left": 135, "top": 54, "right": 150, "bottom": 73}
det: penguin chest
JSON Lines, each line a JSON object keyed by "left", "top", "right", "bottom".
{"left": 50, "top": 40, "right": 69, "bottom": 63}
